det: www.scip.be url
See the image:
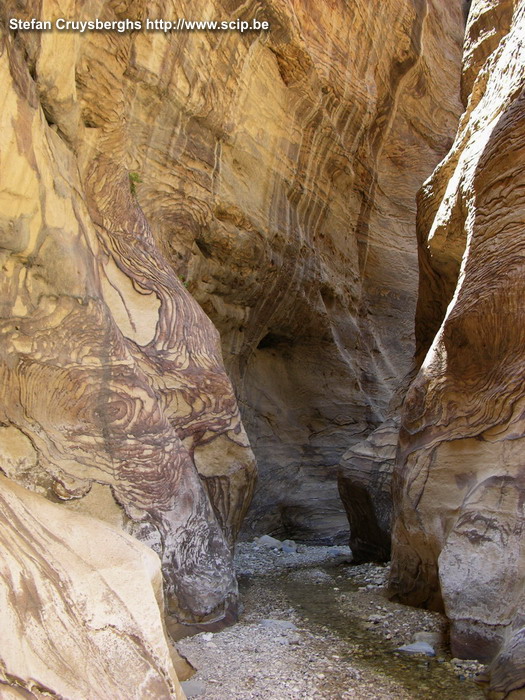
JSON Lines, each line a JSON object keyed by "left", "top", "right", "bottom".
{"left": 146, "top": 18, "right": 270, "bottom": 32}
{"left": 9, "top": 17, "right": 270, "bottom": 34}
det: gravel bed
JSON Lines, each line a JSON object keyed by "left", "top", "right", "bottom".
{"left": 177, "top": 543, "right": 487, "bottom": 699}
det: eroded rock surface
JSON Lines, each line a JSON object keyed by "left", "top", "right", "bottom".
{"left": 0, "top": 0, "right": 256, "bottom": 627}
{"left": 390, "top": 0, "right": 525, "bottom": 694}
{"left": 122, "top": 0, "right": 463, "bottom": 540}
{"left": 338, "top": 419, "right": 399, "bottom": 563}
{"left": 0, "top": 474, "right": 185, "bottom": 699}
{"left": 0, "top": 0, "right": 464, "bottom": 579}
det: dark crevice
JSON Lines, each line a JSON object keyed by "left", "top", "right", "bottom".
{"left": 256, "top": 332, "right": 292, "bottom": 350}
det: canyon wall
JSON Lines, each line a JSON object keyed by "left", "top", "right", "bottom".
{"left": 390, "top": 0, "right": 525, "bottom": 695}
{"left": 0, "top": 0, "right": 481, "bottom": 693}
{"left": 338, "top": 418, "right": 399, "bottom": 562}
{"left": 0, "top": 0, "right": 465, "bottom": 572}
{"left": 0, "top": 0, "right": 258, "bottom": 637}
{"left": 128, "top": 0, "right": 464, "bottom": 541}
{"left": 0, "top": 475, "right": 186, "bottom": 698}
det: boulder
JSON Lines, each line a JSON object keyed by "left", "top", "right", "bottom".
{"left": 0, "top": 475, "right": 184, "bottom": 698}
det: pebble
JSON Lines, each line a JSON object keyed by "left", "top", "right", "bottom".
{"left": 367, "top": 614, "right": 383, "bottom": 624}
{"left": 413, "top": 631, "right": 444, "bottom": 647}
{"left": 396, "top": 641, "right": 436, "bottom": 657}
{"left": 256, "top": 535, "right": 282, "bottom": 549}
{"left": 180, "top": 680, "right": 206, "bottom": 697}
{"left": 259, "top": 618, "right": 298, "bottom": 630}
{"left": 282, "top": 539, "right": 298, "bottom": 553}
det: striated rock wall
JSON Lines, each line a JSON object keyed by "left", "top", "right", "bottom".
{"left": 0, "top": 0, "right": 465, "bottom": 559}
{"left": 124, "top": 0, "right": 464, "bottom": 541}
{"left": 390, "top": 0, "right": 525, "bottom": 694}
{"left": 0, "top": 0, "right": 257, "bottom": 629}
{"left": 0, "top": 474, "right": 186, "bottom": 699}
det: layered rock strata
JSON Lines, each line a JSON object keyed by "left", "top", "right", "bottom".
{"left": 0, "top": 474, "right": 186, "bottom": 699}
{"left": 0, "top": 0, "right": 464, "bottom": 584}
{"left": 129, "top": 0, "right": 463, "bottom": 540}
{"left": 390, "top": 0, "right": 525, "bottom": 695}
{"left": 0, "top": 0, "right": 256, "bottom": 628}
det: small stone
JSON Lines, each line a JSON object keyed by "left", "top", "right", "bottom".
{"left": 180, "top": 680, "right": 206, "bottom": 697}
{"left": 257, "top": 535, "right": 282, "bottom": 549}
{"left": 201, "top": 632, "right": 213, "bottom": 641}
{"left": 260, "top": 619, "right": 298, "bottom": 630}
{"left": 396, "top": 642, "right": 436, "bottom": 657}
{"left": 413, "top": 631, "right": 444, "bottom": 647}
{"left": 367, "top": 614, "right": 382, "bottom": 624}
{"left": 282, "top": 539, "right": 298, "bottom": 553}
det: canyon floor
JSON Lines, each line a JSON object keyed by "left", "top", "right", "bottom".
{"left": 178, "top": 543, "right": 486, "bottom": 699}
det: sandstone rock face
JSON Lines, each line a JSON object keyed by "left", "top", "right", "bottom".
{"left": 338, "top": 419, "right": 399, "bottom": 563}
{"left": 390, "top": 0, "right": 525, "bottom": 693}
{"left": 127, "top": 0, "right": 463, "bottom": 541}
{"left": 0, "top": 0, "right": 257, "bottom": 626}
{"left": 0, "top": 474, "right": 185, "bottom": 699}
{"left": 0, "top": 0, "right": 464, "bottom": 578}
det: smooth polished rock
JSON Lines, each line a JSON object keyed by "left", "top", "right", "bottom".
{"left": 0, "top": 475, "right": 185, "bottom": 699}
{"left": 390, "top": 1, "right": 525, "bottom": 695}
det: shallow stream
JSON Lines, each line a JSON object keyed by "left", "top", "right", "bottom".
{"left": 179, "top": 545, "right": 486, "bottom": 699}
{"left": 238, "top": 558, "right": 485, "bottom": 699}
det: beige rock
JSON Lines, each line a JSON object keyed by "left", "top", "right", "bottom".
{"left": 0, "top": 0, "right": 475, "bottom": 691}
{"left": 390, "top": 0, "right": 525, "bottom": 694}
{"left": 0, "top": 0, "right": 464, "bottom": 618}
{"left": 0, "top": 2, "right": 256, "bottom": 626}
{"left": 338, "top": 419, "right": 399, "bottom": 562}
{"left": 0, "top": 474, "right": 185, "bottom": 699}
{"left": 128, "top": 0, "right": 462, "bottom": 540}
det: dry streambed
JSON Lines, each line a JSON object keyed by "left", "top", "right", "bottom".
{"left": 178, "top": 543, "right": 486, "bottom": 699}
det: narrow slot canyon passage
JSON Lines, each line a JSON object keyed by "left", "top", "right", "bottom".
{"left": 1, "top": 0, "right": 524, "bottom": 698}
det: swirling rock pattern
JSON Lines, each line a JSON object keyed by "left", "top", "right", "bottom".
{"left": 0, "top": 0, "right": 464, "bottom": 564}
{"left": 390, "top": 1, "right": 525, "bottom": 694}
{"left": 0, "top": 0, "right": 256, "bottom": 627}
{"left": 112, "top": 0, "right": 462, "bottom": 540}
{"left": 0, "top": 474, "right": 185, "bottom": 699}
